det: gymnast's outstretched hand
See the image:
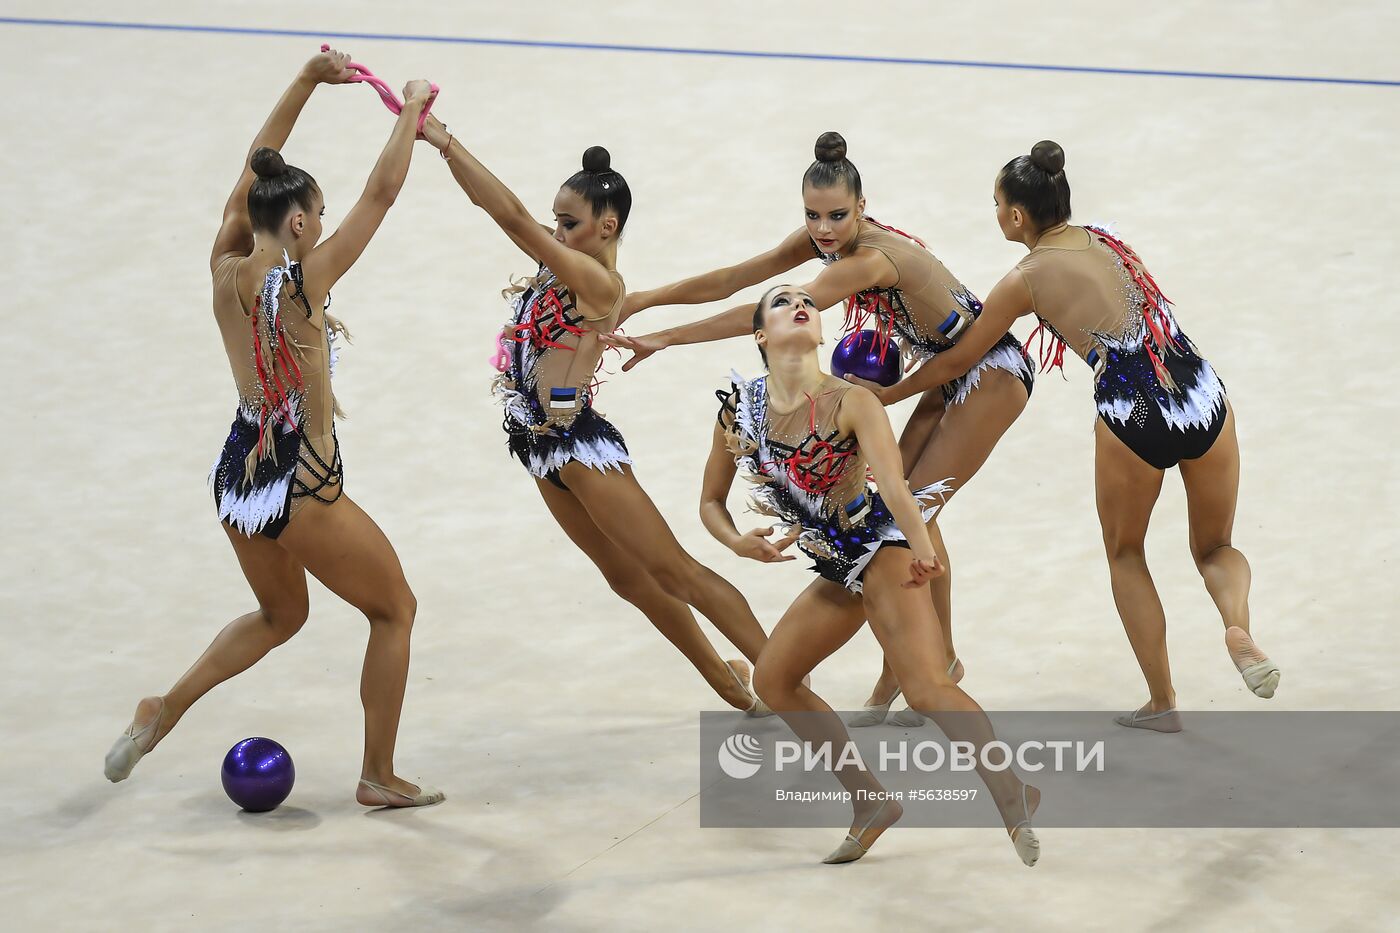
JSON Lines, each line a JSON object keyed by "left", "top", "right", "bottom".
{"left": 598, "top": 330, "right": 665, "bottom": 372}
{"left": 731, "top": 526, "right": 801, "bottom": 564}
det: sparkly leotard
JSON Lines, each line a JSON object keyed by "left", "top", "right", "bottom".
{"left": 1016, "top": 225, "right": 1227, "bottom": 469}
{"left": 209, "top": 252, "right": 345, "bottom": 538}
{"left": 815, "top": 218, "right": 1035, "bottom": 405}
{"left": 717, "top": 372, "right": 948, "bottom": 593}
{"left": 493, "top": 263, "right": 630, "bottom": 489}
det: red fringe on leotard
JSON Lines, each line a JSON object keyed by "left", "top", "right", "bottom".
{"left": 840, "top": 291, "right": 899, "bottom": 365}
{"left": 251, "top": 293, "right": 305, "bottom": 461}
{"left": 1088, "top": 227, "right": 1181, "bottom": 384}
{"left": 1024, "top": 227, "right": 1182, "bottom": 383}
{"left": 836, "top": 217, "right": 928, "bottom": 365}
{"left": 1023, "top": 318, "right": 1069, "bottom": 375}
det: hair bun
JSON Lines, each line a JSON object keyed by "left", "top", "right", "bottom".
{"left": 1029, "top": 140, "right": 1065, "bottom": 175}
{"left": 581, "top": 146, "right": 611, "bottom": 173}
{"left": 251, "top": 147, "right": 287, "bottom": 179}
{"left": 813, "top": 131, "right": 848, "bottom": 163}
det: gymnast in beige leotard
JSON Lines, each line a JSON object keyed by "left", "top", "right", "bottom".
{"left": 418, "top": 115, "right": 776, "bottom": 716}
{"left": 105, "top": 51, "right": 444, "bottom": 810}
{"left": 904, "top": 139, "right": 1280, "bottom": 731}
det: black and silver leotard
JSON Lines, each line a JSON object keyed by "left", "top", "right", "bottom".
{"left": 1017, "top": 225, "right": 1228, "bottom": 469}
{"left": 717, "top": 372, "right": 948, "bottom": 593}
{"left": 493, "top": 264, "right": 630, "bottom": 490}
{"left": 209, "top": 252, "right": 345, "bottom": 538}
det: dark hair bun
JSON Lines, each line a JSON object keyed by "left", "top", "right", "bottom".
{"left": 251, "top": 147, "right": 287, "bottom": 179}
{"left": 582, "top": 146, "right": 611, "bottom": 173}
{"left": 1029, "top": 140, "right": 1065, "bottom": 175}
{"left": 814, "top": 131, "right": 848, "bottom": 163}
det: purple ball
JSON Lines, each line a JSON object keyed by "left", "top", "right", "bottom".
{"left": 221, "top": 737, "right": 295, "bottom": 812}
{"left": 831, "top": 329, "right": 902, "bottom": 387}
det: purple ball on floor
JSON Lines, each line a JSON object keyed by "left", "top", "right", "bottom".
{"left": 831, "top": 329, "right": 902, "bottom": 387}
{"left": 221, "top": 737, "right": 295, "bottom": 812}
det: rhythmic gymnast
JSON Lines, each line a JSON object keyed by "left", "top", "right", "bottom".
{"left": 705, "top": 285, "right": 1041, "bottom": 865}
{"left": 105, "top": 50, "right": 444, "bottom": 807}
{"left": 414, "top": 114, "right": 772, "bottom": 713}
{"left": 850, "top": 141, "right": 1280, "bottom": 731}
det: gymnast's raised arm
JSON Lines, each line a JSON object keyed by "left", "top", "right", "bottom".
{"left": 210, "top": 49, "right": 354, "bottom": 272}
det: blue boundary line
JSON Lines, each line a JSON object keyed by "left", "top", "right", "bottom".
{"left": 2, "top": 16, "right": 1397, "bottom": 88}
